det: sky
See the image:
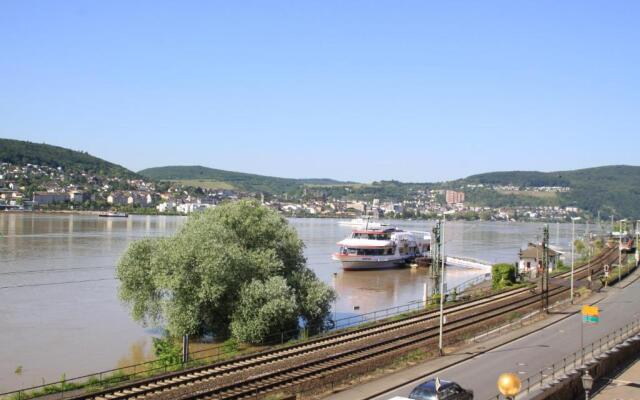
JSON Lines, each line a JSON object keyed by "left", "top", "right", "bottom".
{"left": 1, "top": 1, "right": 639, "bottom": 183}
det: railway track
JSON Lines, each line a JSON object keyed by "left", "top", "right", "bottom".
{"left": 71, "top": 247, "right": 619, "bottom": 400}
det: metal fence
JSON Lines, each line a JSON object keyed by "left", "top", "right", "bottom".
{"left": 485, "top": 317, "right": 640, "bottom": 400}
{"left": 447, "top": 272, "right": 492, "bottom": 295}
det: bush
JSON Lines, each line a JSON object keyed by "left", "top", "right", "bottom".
{"left": 492, "top": 263, "right": 517, "bottom": 289}
{"left": 152, "top": 336, "right": 182, "bottom": 367}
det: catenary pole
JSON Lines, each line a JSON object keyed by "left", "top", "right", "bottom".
{"left": 543, "top": 224, "right": 549, "bottom": 311}
{"left": 619, "top": 219, "right": 624, "bottom": 282}
{"left": 634, "top": 219, "right": 640, "bottom": 265}
{"left": 438, "top": 215, "right": 446, "bottom": 356}
{"left": 571, "top": 218, "right": 576, "bottom": 303}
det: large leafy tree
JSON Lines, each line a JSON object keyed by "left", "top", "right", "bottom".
{"left": 116, "top": 199, "right": 335, "bottom": 343}
{"left": 230, "top": 276, "right": 299, "bottom": 343}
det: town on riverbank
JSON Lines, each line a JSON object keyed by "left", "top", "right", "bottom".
{"left": 1, "top": 160, "right": 589, "bottom": 222}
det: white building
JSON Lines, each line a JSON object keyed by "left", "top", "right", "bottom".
{"left": 156, "top": 201, "right": 177, "bottom": 213}
{"left": 176, "top": 203, "right": 213, "bottom": 214}
{"left": 518, "top": 243, "right": 560, "bottom": 279}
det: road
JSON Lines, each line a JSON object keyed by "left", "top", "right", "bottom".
{"left": 372, "top": 274, "right": 640, "bottom": 400}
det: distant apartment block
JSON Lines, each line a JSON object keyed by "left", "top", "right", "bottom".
{"left": 445, "top": 190, "right": 465, "bottom": 204}
{"left": 33, "top": 192, "right": 69, "bottom": 205}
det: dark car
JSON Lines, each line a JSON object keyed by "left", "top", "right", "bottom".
{"left": 408, "top": 378, "right": 473, "bottom": 400}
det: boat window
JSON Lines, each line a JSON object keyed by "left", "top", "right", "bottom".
{"left": 350, "top": 232, "right": 390, "bottom": 240}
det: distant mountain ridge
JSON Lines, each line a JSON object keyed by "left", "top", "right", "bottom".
{"left": 0, "top": 138, "right": 138, "bottom": 178}
{"left": 2, "top": 138, "right": 639, "bottom": 218}
{"left": 457, "top": 165, "right": 640, "bottom": 218}
{"left": 138, "top": 165, "right": 354, "bottom": 193}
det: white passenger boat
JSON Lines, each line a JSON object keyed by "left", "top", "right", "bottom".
{"left": 332, "top": 227, "right": 430, "bottom": 270}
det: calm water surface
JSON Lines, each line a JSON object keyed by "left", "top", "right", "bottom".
{"left": 0, "top": 214, "right": 596, "bottom": 391}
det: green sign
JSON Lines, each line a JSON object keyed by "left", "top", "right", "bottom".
{"left": 583, "top": 315, "right": 599, "bottom": 324}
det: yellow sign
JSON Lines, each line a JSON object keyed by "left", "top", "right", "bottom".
{"left": 582, "top": 305, "right": 599, "bottom": 317}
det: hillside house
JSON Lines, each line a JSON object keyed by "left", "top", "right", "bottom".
{"left": 107, "top": 192, "right": 128, "bottom": 206}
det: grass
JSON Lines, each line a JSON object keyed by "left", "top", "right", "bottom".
{"left": 172, "top": 179, "right": 237, "bottom": 190}
{"left": 605, "top": 262, "right": 637, "bottom": 286}
{"left": 496, "top": 190, "right": 558, "bottom": 199}
{"left": 6, "top": 371, "right": 128, "bottom": 400}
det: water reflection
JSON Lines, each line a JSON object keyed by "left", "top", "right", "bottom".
{"left": 117, "top": 339, "right": 154, "bottom": 371}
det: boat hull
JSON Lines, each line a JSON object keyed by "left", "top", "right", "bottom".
{"left": 332, "top": 254, "right": 410, "bottom": 270}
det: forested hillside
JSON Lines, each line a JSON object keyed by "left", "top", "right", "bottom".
{"left": 460, "top": 165, "right": 640, "bottom": 218}
{"left": 0, "top": 138, "right": 138, "bottom": 178}
{"left": 139, "top": 165, "right": 350, "bottom": 193}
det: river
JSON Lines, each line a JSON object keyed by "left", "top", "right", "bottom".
{"left": 0, "top": 213, "right": 595, "bottom": 392}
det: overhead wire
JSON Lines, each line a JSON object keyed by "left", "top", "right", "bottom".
{"left": 0, "top": 277, "right": 117, "bottom": 290}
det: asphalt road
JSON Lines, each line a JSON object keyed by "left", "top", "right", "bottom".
{"left": 373, "top": 275, "right": 640, "bottom": 400}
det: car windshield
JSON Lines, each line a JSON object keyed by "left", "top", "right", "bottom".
{"left": 408, "top": 388, "right": 437, "bottom": 400}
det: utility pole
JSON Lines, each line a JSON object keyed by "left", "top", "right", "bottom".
{"left": 430, "top": 221, "right": 441, "bottom": 298}
{"left": 570, "top": 217, "right": 581, "bottom": 303}
{"left": 611, "top": 215, "right": 614, "bottom": 235}
{"left": 586, "top": 221, "right": 592, "bottom": 289}
{"left": 619, "top": 219, "right": 625, "bottom": 282}
{"left": 182, "top": 334, "right": 189, "bottom": 364}
{"left": 634, "top": 219, "right": 640, "bottom": 265}
{"left": 438, "top": 215, "right": 446, "bottom": 356}
{"left": 542, "top": 224, "right": 549, "bottom": 312}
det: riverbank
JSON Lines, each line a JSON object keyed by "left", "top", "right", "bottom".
{"left": 3, "top": 208, "right": 597, "bottom": 224}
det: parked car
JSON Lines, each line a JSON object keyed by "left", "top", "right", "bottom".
{"left": 408, "top": 378, "right": 473, "bottom": 400}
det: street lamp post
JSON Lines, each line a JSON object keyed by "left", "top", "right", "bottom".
{"left": 582, "top": 370, "right": 593, "bottom": 400}
{"left": 571, "top": 217, "right": 581, "bottom": 304}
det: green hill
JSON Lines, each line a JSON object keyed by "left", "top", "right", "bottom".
{"left": 0, "top": 138, "right": 138, "bottom": 178}
{"left": 460, "top": 165, "right": 640, "bottom": 218}
{"left": 138, "top": 165, "right": 352, "bottom": 193}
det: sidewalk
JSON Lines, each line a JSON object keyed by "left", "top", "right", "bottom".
{"left": 591, "top": 356, "right": 640, "bottom": 400}
{"left": 324, "top": 292, "right": 610, "bottom": 400}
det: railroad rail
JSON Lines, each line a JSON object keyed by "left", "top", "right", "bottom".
{"left": 66, "top": 247, "right": 619, "bottom": 400}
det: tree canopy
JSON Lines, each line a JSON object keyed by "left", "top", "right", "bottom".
{"left": 116, "top": 199, "right": 336, "bottom": 343}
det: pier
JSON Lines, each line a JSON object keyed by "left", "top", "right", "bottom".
{"left": 445, "top": 255, "right": 493, "bottom": 271}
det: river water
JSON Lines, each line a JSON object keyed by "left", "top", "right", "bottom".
{"left": 0, "top": 213, "right": 595, "bottom": 392}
